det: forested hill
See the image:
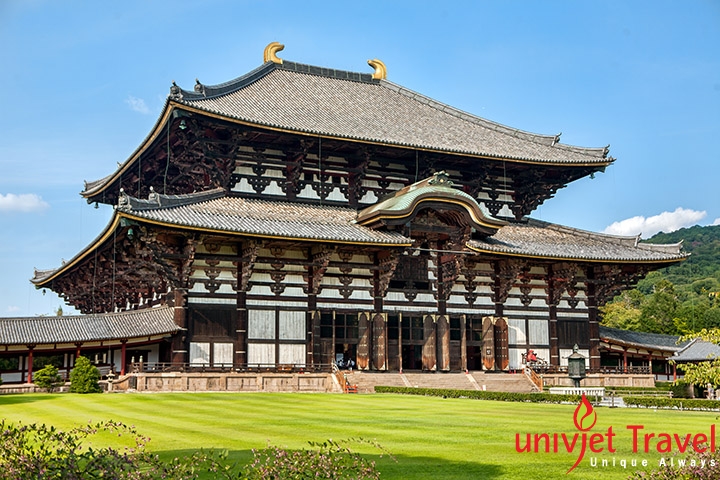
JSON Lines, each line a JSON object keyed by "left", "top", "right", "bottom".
{"left": 600, "top": 224, "right": 720, "bottom": 335}
{"left": 644, "top": 224, "right": 720, "bottom": 285}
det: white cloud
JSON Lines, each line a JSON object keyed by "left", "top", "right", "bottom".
{"left": 6, "top": 306, "right": 20, "bottom": 313}
{"left": 0, "top": 193, "right": 49, "bottom": 213}
{"left": 603, "top": 208, "right": 707, "bottom": 238}
{"left": 713, "top": 218, "right": 720, "bottom": 226}
{"left": 125, "top": 95, "right": 150, "bottom": 114}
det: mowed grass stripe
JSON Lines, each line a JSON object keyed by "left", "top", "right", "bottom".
{"left": 2, "top": 392, "right": 717, "bottom": 479}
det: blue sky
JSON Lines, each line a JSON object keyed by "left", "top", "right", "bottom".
{"left": 1, "top": 1, "right": 718, "bottom": 317}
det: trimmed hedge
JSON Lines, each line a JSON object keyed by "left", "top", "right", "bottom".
{"left": 624, "top": 396, "right": 720, "bottom": 410}
{"left": 374, "top": 386, "right": 581, "bottom": 404}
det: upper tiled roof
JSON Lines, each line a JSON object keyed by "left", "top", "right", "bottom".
{"left": 173, "top": 60, "right": 611, "bottom": 166}
{"left": 673, "top": 339, "right": 720, "bottom": 363}
{"left": 0, "top": 307, "right": 178, "bottom": 346}
{"left": 118, "top": 188, "right": 410, "bottom": 245}
{"left": 468, "top": 218, "right": 688, "bottom": 263}
{"left": 599, "top": 326, "right": 686, "bottom": 352}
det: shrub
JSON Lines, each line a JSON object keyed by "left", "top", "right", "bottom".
{"left": 624, "top": 396, "right": 720, "bottom": 410}
{"left": 243, "top": 439, "right": 388, "bottom": 480}
{"left": 33, "top": 364, "right": 63, "bottom": 392}
{"left": 374, "top": 386, "right": 582, "bottom": 404}
{"left": 69, "top": 356, "right": 102, "bottom": 393}
{"left": 0, "top": 420, "right": 387, "bottom": 480}
{"left": 630, "top": 449, "right": 720, "bottom": 479}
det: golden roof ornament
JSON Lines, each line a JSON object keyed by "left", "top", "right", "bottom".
{"left": 367, "top": 59, "right": 387, "bottom": 80}
{"left": 263, "top": 42, "right": 284, "bottom": 64}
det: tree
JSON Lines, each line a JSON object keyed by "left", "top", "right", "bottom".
{"left": 638, "top": 279, "right": 678, "bottom": 334}
{"left": 33, "top": 364, "right": 63, "bottom": 392}
{"left": 675, "top": 328, "right": 720, "bottom": 390}
{"left": 600, "top": 290, "right": 643, "bottom": 330}
{"left": 69, "top": 356, "right": 102, "bottom": 393}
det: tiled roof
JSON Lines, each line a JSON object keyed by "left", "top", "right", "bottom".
{"left": 468, "top": 219, "right": 688, "bottom": 263}
{"left": 599, "top": 326, "right": 686, "bottom": 352}
{"left": 0, "top": 307, "right": 179, "bottom": 346}
{"left": 176, "top": 60, "right": 610, "bottom": 165}
{"left": 673, "top": 339, "right": 720, "bottom": 363}
{"left": 118, "top": 189, "right": 410, "bottom": 245}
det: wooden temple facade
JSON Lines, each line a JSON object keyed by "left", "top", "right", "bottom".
{"left": 4, "top": 44, "right": 689, "bottom": 383}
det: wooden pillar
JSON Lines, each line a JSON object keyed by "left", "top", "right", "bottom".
{"left": 437, "top": 315, "right": 450, "bottom": 371}
{"left": 422, "top": 315, "right": 437, "bottom": 371}
{"left": 372, "top": 313, "right": 387, "bottom": 371}
{"left": 547, "top": 265, "right": 560, "bottom": 366}
{"left": 357, "top": 312, "right": 370, "bottom": 370}
{"left": 586, "top": 268, "right": 601, "bottom": 370}
{"left": 307, "top": 261, "right": 316, "bottom": 367}
{"left": 75, "top": 343, "right": 82, "bottom": 360}
{"left": 27, "top": 346, "right": 35, "bottom": 384}
{"left": 120, "top": 340, "right": 127, "bottom": 376}
{"left": 622, "top": 348, "right": 628, "bottom": 371}
{"left": 398, "top": 313, "right": 403, "bottom": 373}
{"left": 460, "top": 315, "right": 467, "bottom": 372}
{"left": 171, "top": 289, "right": 188, "bottom": 364}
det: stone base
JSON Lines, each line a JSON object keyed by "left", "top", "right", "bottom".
{"left": 540, "top": 373, "right": 655, "bottom": 388}
{"left": 110, "top": 372, "right": 341, "bottom": 393}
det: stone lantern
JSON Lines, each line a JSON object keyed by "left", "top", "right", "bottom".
{"left": 567, "top": 344, "right": 586, "bottom": 388}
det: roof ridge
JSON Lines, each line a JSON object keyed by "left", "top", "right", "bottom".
{"left": 528, "top": 218, "right": 686, "bottom": 251}
{"left": 117, "top": 187, "right": 226, "bottom": 212}
{"left": 379, "top": 79, "right": 610, "bottom": 157}
{"left": 173, "top": 60, "right": 378, "bottom": 101}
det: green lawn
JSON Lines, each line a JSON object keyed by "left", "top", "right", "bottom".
{"left": 1, "top": 392, "right": 717, "bottom": 479}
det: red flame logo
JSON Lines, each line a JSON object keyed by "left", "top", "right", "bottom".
{"left": 573, "top": 394, "right": 597, "bottom": 432}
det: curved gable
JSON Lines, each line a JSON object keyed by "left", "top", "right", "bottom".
{"left": 356, "top": 171, "right": 506, "bottom": 236}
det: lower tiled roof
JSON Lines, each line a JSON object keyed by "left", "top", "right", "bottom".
{"left": 599, "top": 326, "right": 685, "bottom": 352}
{"left": 468, "top": 219, "right": 688, "bottom": 262}
{"left": 673, "top": 339, "right": 720, "bottom": 363}
{"left": 0, "top": 307, "right": 179, "bottom": 346}
{"left": 120, "top": 192, "right": 411, "bottom": 245}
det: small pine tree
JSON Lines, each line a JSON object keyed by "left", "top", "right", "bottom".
{"left": 69, "top": 357, "right": 102, "bottom": 393}
{"left": 33, "top": 364, "right": 63, "bottom": 392}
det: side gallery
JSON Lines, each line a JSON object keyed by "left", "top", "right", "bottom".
{"left": 515, "top": 425, "right": 716, "bottom": 455}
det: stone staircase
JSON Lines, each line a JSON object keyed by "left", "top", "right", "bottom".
{"left": 344, "top": 371, "right": 536, "bottom": 394}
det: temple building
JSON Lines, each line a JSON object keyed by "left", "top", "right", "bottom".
{"left": 1, "top": 43, "right": 687, "bottom": 384}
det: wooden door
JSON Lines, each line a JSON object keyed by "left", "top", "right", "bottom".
{"left": 494, "top": 317, "right": 509, "bottom": 371}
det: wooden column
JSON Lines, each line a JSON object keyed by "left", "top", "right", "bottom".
{"left": 307, "top": 261, "right": 316, "bottom": 368}
{"left": 493, "top": 262, "right": 504, "bottom": 318}
{"left": 623, "top": 348, "right": 628, "bottom": 371}
{"left": 372, "top": 313, "right": 387, "bottom": 371}
{"left": 27, "top": 346, "right": 35, "bottom": 384}
{"left": 422, "top": 315, "right": 437, "bottom": 371}
{"left": 460, "top": 315, "right": 468, "bottom": 372}
{"left": 437, "top": 315, "right": 450, "bottom": 371}
{"left": 120, "top": 340, "right": 127, "bottom": 376}
{"left": 546, "top": 265, "right": 560, "bottom": 366}
{"left": 398, "top": 313, "right": 403, "bottom": 373}
{"left": 171, "top": 289, "right": 188, "bottom": 364}
{"left": 586, "top": 268, "right": 601, "bottom": 370}
{"left": 357, "top": 312, "right": 370, "bottom": 370}
{"left": 236, "top": 242, "right": 257, "bottom": 368}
